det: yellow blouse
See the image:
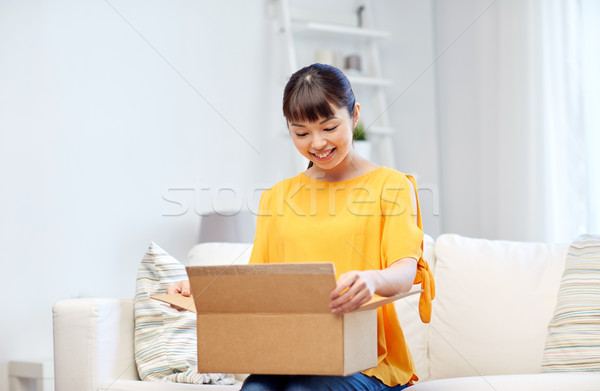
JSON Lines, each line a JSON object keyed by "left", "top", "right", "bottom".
{"left": 249, "top": 166, "right": 434, "bottom": 386}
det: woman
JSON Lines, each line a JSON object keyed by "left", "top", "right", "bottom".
{"left": 170, "top": 63, "right": 434, "bottom": 391}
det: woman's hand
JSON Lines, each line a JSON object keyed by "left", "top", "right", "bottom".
{"left": 166, "top": 280, "right": 190, "bottom": 311}
{"left": 329, "top": 271, "right": 376, "bottom": 314}
{"left": 166, "top": 280, "right": 191, "bottom": 296}
{"left": 329, "top": 259, "right": 417, "bottom": 314}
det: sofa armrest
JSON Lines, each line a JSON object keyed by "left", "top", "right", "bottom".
{"left": 53, "top": 298, "right": 139, "bottom": 391}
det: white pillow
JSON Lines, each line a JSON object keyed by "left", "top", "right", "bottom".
{"left": 542, "top": 234, "right": 600, "bottom": 372}
{"left": 394, "top": 234, "right": 436, "bottom": 382}
{"left": 134, "top": 241, "right": 235, "bottom": 384}
{"left": 428, "top": 234, "right": 568, "bottom": 379}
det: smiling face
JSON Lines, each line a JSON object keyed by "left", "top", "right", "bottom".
{"left": 288, "top": 103, "right": 360, "bottom": 171}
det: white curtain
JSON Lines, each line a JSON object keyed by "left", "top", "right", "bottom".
{"left": 581, "top": 0, "right": 600, "bottom": 236}
{"left": 536, "top": 0, "right": 585, "bottom": 242}
{"left": 435, "top": 0, "right": 599, "bottom": 243}
{"left": 537, "top": 0, "right": 600, "bottom": 242}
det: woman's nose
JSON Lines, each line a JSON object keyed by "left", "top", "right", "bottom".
{"left": 311, "top": 134, "right": 327, "bottom": 150}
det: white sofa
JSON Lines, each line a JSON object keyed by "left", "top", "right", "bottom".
{"left": 53, "top": 234, "right": 600, "bottom": 390}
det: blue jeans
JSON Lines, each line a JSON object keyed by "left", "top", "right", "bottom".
{"left": 240, "top": 373, "right": 409, "bottom": 391}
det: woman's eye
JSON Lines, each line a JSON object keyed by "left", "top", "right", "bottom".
{"left": 295, "top": 133, "right": 308, "bottom": 137}
{"left": 324, "top": 125, "right": 338, "bottom": 132}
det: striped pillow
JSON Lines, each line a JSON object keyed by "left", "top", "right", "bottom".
{"left": 542, "top": 234, "right": 600, "bottom": 372}
{"left": 134, "top": 242, "right": 235, "bottom": 384}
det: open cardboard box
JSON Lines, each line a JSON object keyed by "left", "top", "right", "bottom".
{"left": 152, "top": 262, "right": 420, "bottom": 376}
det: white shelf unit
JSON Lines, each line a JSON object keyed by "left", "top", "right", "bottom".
{"left": 347, "top": 75, "right": 393, "bottom": 87}
{"left": 276, "top": 0, "right": 397, "bottom": 168}
{"left": 291, "top": 21, "right": 391, "bottom": 39}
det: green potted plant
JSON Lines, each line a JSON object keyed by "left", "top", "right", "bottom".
{"left": 353, "top": 122, "right": 371, "bottom": 159}
{"left": 353, "top": 122, "right": 367, "bottom": 141}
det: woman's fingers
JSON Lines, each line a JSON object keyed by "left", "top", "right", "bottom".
{"left": 180, "top": 281, "right": 191, "bottom": 296}
{"left": 166, "top": 280, "right": 191, "bottom": 311}
{"left": 330, "top": 276, "right": 362, "bottom": 306}
{"left": 330, "top": 288, "right": 371, "bottom": 314}
{"left": 329, "top": 271, "right": 374, "bottom": 314}
{"left": 166, "top": 284, "right": 181, "bottom": 295}
{"left": 329, "top": 272, "right": 359, "bottom": 299}
{"left": 166, "top": 280, "right": 191, "bottom": 296}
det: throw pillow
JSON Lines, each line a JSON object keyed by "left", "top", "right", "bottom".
{"left": 134, "top": 241, "right": 235, "bottom": 384}
{"left": 542, "top": 234, "right": 600, "bottom": 372}
{"left": 428, "top": 234, "right": 568, "bottom": 379}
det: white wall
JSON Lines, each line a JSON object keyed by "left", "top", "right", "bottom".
{"left": 375, "top": 0, "right": 441, "bottom": 238}
{"left": 433, "top": 0, "right": 553, "bottom": 242}
{"left": 0, "top": 0, "right": 287, "bottom": 388}
{"left": 434, "top": 0, "right": 493, "bottom": 239}
{"left": 0, "top": 1, "right": 439, "bottom": 389}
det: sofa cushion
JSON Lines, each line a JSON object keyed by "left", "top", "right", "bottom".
{"left": 134, "top": 242, "right": 234, "bottom": 385}
{"left": 542, "top": 234, "right": 600, "bottom": 371}
{"left": 428, "top": 234, "right": 568, "bottom": 379}
{"left": 394, "top": 234, "right": 435, "bottom": 382}
{"left": 99, "top": 379, "right": 240, "bottom": 391}
{"left": 408, "top": 372, "right": 600, "bottom": 391}
{"left": 53, "top": 298, "right": 140, "bottom": 391}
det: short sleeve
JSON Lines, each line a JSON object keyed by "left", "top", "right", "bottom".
{"left": 380, "top": 174, "right": 424, "bottom": 268}
{"left": 380, "top": 173, "right": 435, "bottom": 323}
{"left": 249, "top": 188, "right": 272, "bottom": 264}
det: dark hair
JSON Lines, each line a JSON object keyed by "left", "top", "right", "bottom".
{"left": 283, "top": 64, "right": 356, "bottom": 168}
{"left": 283, "top": 63, "right": 356, "bottom": 123}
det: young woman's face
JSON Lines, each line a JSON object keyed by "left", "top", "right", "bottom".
{"left": 288, "top": 104, "right": 359, "bottom": 171}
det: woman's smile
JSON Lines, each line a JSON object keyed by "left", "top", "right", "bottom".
{"left": 311, "top": 147, "right": 336, "bottom": 161}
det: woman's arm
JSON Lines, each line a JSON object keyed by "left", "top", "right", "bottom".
{"left": 329, "top": 257, "right": 417, "bottom": 314}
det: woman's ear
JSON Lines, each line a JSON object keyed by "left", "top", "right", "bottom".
{"left": 353, "top": 102, "right": 361, "bottom": 127}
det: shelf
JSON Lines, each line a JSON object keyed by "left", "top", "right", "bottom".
{"left": 347, "top": 75, "right": 392, "bottom": 87}
{"left": 291, "top": 21, "right": 390, "bottom": 39}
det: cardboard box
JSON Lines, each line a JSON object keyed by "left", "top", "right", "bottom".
{"left": 152, "top": 263, "right": 419, "bottom": 376}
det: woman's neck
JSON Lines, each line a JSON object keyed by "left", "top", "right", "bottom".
{"left": 305, "top": 149, "right": 378, "bottom": 182}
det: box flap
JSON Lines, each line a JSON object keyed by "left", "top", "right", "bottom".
{"left": 151, "top": 293, "right": 196, "bottom": 313}
{"left": 187, "top": 263, "right": 337, "bottom": 314}
{"left": 353, "top": 289, "right": 423, "bottom": 312}
{"left": 151, "top": 271, "right": 422, "bottom": 315}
